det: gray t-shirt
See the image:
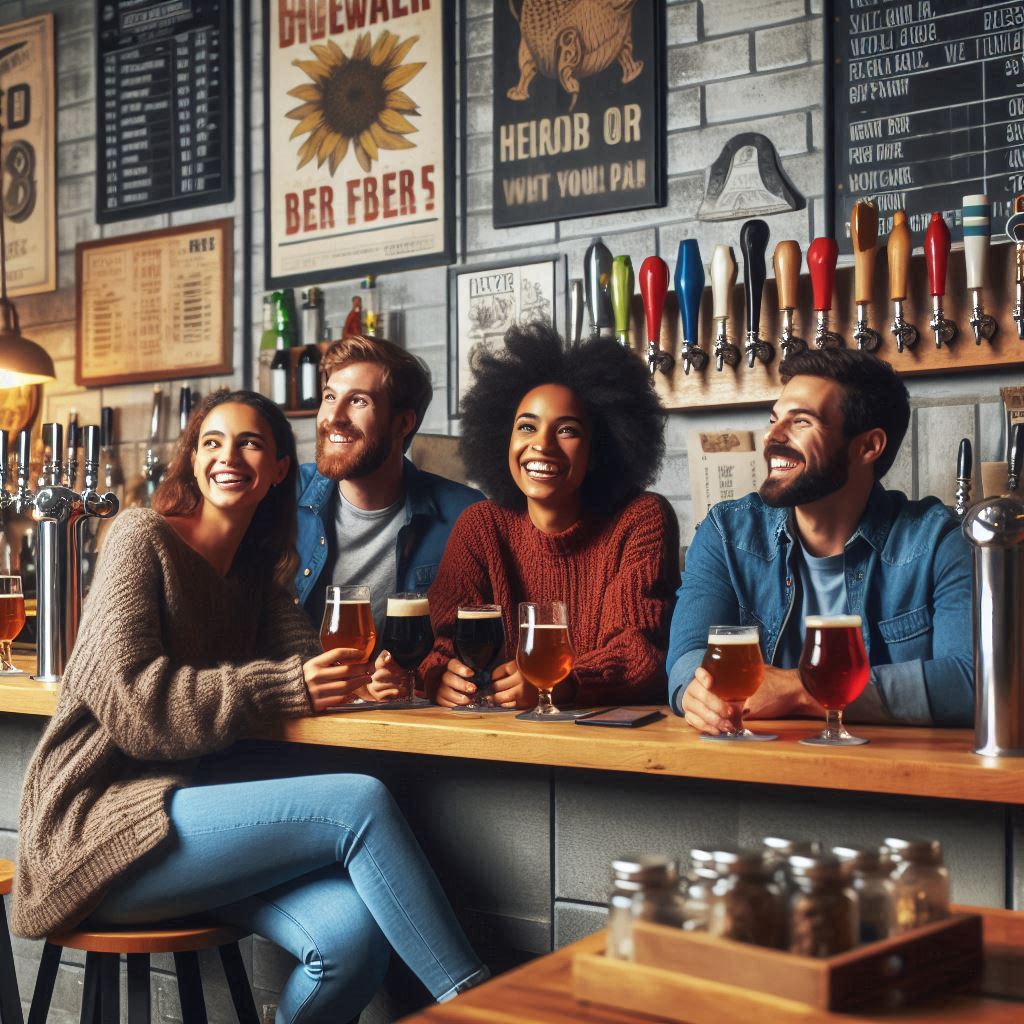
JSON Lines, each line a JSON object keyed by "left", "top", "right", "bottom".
{"left": 777, "top": 542, "right": 847, "bottom": 667}
{"left": 331, "top": 489, "right": 406, "bottom": 627}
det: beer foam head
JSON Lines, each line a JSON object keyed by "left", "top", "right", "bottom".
{"left": 326, "top": 597, "right": 371, "bottom": 605}
{"left": 387, "top": 596, "right": 429, "bottom": 617}
{"left": 706, "top": 629, "right": 759, "bottom": 645}
{"left": 805, "top": 615, "right": 863, "bottom": 629}
{"left": 458, "top": 606, "right": 502, "bottom": 619}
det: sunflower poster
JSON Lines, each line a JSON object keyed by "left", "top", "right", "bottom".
{"left": 264, "top": 1, "right": 453, "bottom": 286}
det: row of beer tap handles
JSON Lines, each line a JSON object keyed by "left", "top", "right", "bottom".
{"left": 954, "top": 424, "right": 1024, "bottom": 521}
{"left": 0, "top": 423, "right": 118, "bottom": 520}
{"left": 575, "top": 193, "right": 1024, "bottom": 375}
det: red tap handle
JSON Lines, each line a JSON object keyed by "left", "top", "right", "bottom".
{"left": 807, "top": 237, "right": 839, "bottom": 313}
{"left": 924, "top": 212, "right": 951, "bottom": 298}
{"left": 639, "top": 256, "right": 668, "bottom": 344}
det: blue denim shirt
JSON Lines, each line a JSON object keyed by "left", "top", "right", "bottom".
{"left": 667, "top": 486, "right": 974, "bottom": 727}
{"left": 295, "top": 458, "right": 483, "bottom": 624}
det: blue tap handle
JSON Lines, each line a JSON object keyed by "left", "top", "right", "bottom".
{"left": 675, "top": 239, "right": 705, "bottom": 346}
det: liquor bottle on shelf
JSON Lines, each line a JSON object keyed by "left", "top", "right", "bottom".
{"left": 298, "top": 339, "right": 321, "bottom": 410}
{"left": 361, "top": 276, "right": 379, "bottom": 336}
{"left": 301, "top": 287, "right": 324, "bottom": 347}
{"left": 269, "top": 291, "right": 295, "bottom": 408}
{"left": 257, "top": 293, "right": 277, "bottom": 398}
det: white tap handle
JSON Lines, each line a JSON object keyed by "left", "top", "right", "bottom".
{"left": 963, "top": 193, "right": 990, "bottom": 292}
{"left": 711, "top": 245, "right": 737, "bottom": 322}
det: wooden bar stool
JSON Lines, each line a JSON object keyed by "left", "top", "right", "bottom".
{"left": 0, "top": 860, "right": 24, "bottom": 1024}
{"left": 28, "top": 922, "right": 260, "bottom": 1024}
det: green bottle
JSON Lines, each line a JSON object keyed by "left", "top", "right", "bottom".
{"left": 257, "top": 294, "right": 278, "bottom": 398}
{"left": 270, "top": 291, "right": 293, "bottom": 407}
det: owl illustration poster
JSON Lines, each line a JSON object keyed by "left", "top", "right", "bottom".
{"left": 492, "top": 0, "right": 665, "bottom": 227}
{"left": 264, "top": 0, "right": 453, "bottom": 286}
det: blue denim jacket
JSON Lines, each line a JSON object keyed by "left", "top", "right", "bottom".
{"left": 667, "top": 486, "right": 973, "bottom": 726}
{"left": 294, "top": 459, "right": 483, "bottom": 622}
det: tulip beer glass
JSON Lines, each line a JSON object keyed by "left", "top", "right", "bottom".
{"left": 699, "top": 625, "right": 776, "bottom": 741}
{"left": 380, "top": 593, "right": 433, "bottom": 700}
{"left": 798, "top": 615, "right": 870, "bottom": 746}
{"left": 0, "top": 576, "right": 24, "bottom": 672}
{"left": 516, "top": 601, "right": 574, "bottom": 719}
{"left": 455, "top": 605, "right": 505, "bottom": 707}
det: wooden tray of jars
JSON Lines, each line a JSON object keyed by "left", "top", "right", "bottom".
{"left": 572, "top": 909, "right": 1002, "bottom": 1019}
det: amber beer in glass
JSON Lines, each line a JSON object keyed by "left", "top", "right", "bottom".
{"left": 320, "top": 585, "right": 376, "bottom": 662}
{"left": 455, "top": 605, "right": 504, "bottom": 707}
{"left": 799, "top": 615, "right": 870, "bottom": 746}
{"left": 517, "top": 601, "right": 574, "bottom": 719}
{"left": 0, "top": 576, "right": 24, "bottom": 672}
{"left": 699, "top": 625, "right": 776, "bottom": 741}
{"left": 380, "top": 593, "right": 433, "bottom": 700}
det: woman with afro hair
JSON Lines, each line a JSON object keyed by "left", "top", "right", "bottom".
{"left": 421, "top": 321, "right": 679, "bottom": 708}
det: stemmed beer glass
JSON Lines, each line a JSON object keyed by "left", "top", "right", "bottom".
{"left": 454, "top": 605, "right": 505, "bottom": 707}
{"left": 699, "top": 625, "right": 777, "bottom": 741}
{"left": 516, "top": 602, "right": 574, "bottom": 719}
{"left": 320, "top": 585, "right": 376, "bottom": 704}
{"left": 380, "top": 593, "right": 433, "bottom": 701}
{"left": 798, "top": 615, "right": 870, "bottom": 746}
{"left": 0, "top": 576, "right": 24, "bottom": 672}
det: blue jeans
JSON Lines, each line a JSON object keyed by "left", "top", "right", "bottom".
{"left": 89, "top": 774, "right": 487, "bottom": 1023}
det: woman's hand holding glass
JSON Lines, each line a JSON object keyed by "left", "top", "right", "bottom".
{"left": 303, "top": 647, "right": 374, "bottom": 712}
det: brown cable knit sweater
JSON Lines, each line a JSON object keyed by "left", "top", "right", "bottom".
{"left": 422, "top": 493, "right": 679, "bottom": 705}
{"left": 13, "top": 509, "right": 318, "bottom": 939}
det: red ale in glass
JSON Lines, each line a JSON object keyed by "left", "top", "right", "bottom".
{"left": 799, "top": 615, "right": 869, "bottom": 709}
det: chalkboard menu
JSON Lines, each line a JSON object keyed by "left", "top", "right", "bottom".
{"left": 829, "top": 0, "right": 1023, "bottom": 251}
{"left": 96, "top": 1, "right": 234, "bottom": 222}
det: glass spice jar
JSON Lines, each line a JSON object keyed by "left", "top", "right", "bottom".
{"left": 681, "top": 848, "right": 718, "bottom": 931}
{"left": 787, "top": 853, "right": 859, "bottom": 958}
{"left": 763, "top": 836, "right": 821, "bottom": 893}
{"left": 708, "top": 848, "right": 786, "bottom": 949}
{"left": 885, "top": 837, "right": 950, "bottom": 932}
{"left": 606, "top": 855, "right": 687, "bottom": 960}
{"left": 833, "top": 845, "right": 896, "bottom": 943}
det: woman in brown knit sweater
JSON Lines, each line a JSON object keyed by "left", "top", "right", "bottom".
{"left": 423, "top": 323, "right": 679, "bottom": 709}
{"left": 14, "top": 390, "right": 485, "bottom": 1022}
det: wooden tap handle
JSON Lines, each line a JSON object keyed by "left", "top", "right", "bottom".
{"left": 711, "top": 245, "right": 736, "bottom": 322}
{"left": 924, "top": 212, "right": 951, "bottom": 298}
{"left": 740, "top": 219, "right": 770, "bottom": 336}
{"left": 962, "top": 194, "right": 990, "bottom": 292}
{"left": 887, "top": 210, "right": 912, "bottom": 301}
{"left": 674, "top": 240, "right": 705, "bottom": 345}
{"left": 639, "top": 256, "right": 668, "bottom": 344}
{"left": 807, "top": 237, "right": 838, "bottom": 313}
{"left": 773, "top": 241, "right": 801, "bottom": 311}
{"left": 850, "top": 200, "right": 878, "bottom": 305}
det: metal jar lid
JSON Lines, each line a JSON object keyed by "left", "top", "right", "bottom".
{"left": 712, "top": 847, "right": 768, "bottom": 877}
{"left": 611, "top": 855, "right": 679, "bottom": 887}
{"left": 832, "top": 845, "right": 888, "bottom": 873}
{"left": 788, "top": 852, "right": 844, "bottom": 882}
{"left": 884, "top": 836, "right": 943, "bottom": 865}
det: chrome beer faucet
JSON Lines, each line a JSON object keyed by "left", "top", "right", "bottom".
{"left": 1008, "top": 195, "right": 1024, "bottom": 341}
{"left": 954, "top": 438, "right": 973, "bottom": 521}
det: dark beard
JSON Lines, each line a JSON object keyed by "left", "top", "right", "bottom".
{"left": 315, "top": 425, "right": 393, "bottom": 481}
{"left": 759, "top": 443, "right": 849, "bottom": 508}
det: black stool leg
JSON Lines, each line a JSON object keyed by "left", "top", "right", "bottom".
{"left": 80, "top": 952, "right": 102, "bottom": 1024}
{"left": 172, "top": 951, "right": 208, "bottom": 1024}
{"left": 0, "top": 899, "right": 23, "bottom": 1024}
{"left": 98, "top": 955, "right": 118, "bottom": 1024}
{"left": 125, "top": 955, "right": 150, "bottom": 1024}
{"left": 217, "top": 944, "right": 258, "bottom": 1024}
{"left": 26, "top": 943, "right": 60, "bottom": 1024}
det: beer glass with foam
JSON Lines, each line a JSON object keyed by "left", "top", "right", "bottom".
{"left": 699, "top": 625, "right": 776, "bottom": 741}
{"left": 798, "top": 615, "right": 870, "bottom": 746}
{"left": 516, "top": 601, "right": 574, "bottom": 719}
{"left": 0, "top": 576, "right": 25, "bottom": 672}
{"left": 380, "top": 592, "right": 433, "bottom": 700}
{"left": 455, "top": 605, "right": 505, "bottom": 707}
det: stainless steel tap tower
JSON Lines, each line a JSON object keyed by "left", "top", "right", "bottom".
{"left": 1, "top": 422, "right": 119, "bottom": 682}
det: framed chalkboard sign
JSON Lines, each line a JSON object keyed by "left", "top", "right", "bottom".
{"left": 827, "top": 0, "right": 1022, "bottom": 251}
{"left": 96, "top": 1, "right": 234, "bottom": 223}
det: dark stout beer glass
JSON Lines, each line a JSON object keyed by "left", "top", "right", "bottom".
{"left": 699, "top": 625, "right": 776, "bottom": 742}
{"left": 0, "top": 576, "right": 24, "bottom": 672}
{"left": 798, "top": 615, "right": 870, "bottom": 746}
{"left": 454, "top": 605, "right": 504, "bottom": 707}
{"left": 381, "top": 593, "right": 433, "bottom": 700}
{"left": 517, "top": 601, "right": 574, "bottom": 719}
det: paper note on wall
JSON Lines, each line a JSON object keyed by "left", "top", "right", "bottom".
{"left": 687, "top": 431, "right": 768, "bottom": 525}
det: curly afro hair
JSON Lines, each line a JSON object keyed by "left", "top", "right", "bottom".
{"left": 459, "top": 321, "right": 666, "bottom": 514}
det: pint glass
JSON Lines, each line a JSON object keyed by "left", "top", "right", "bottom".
{"left": 0, "top": 576, "right": 24, "bottom": 672}
{"left": 699, "top": 625, "right": 776, "bottom": 741}
{"left": 320, "top": 585, "right": 376, "bottom": 661}
{"left": 798, "top": 615, "right": 870, "bottom": 746}
{"left": 454, "top": 605, "right": 504, "bottom": 707}
{"left": 380, "top": 593, "right": 433, "bottom": 700}
{"left": 516, "top": 601, "right": 574, "bottom": 719}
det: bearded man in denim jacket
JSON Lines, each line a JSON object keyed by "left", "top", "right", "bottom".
{"left": 669, "top": 350, "right": 973, "bottom": 732}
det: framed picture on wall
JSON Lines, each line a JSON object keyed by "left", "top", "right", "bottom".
{"left": 491, "top": 1, "right": 666, "bottom": 228}
{"left": 448, "top": 256, "right": 565, "bottom": 418}
{"left": 263, "top": 0, "right": 455, "bottom": 288}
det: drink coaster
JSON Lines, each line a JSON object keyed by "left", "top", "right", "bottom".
{"left": 449, "top": 704, "right": 518, "bottom": 713}
{"left": 325, "top": 697, "right": 433, "bottom": 713}
{"left": 515, "top": 708, "right": 599, "bottom": 722}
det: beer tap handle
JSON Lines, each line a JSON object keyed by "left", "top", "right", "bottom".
{"left": 807, "top": 237, "right": 843, "bottom": 349}
{"left": 963, "top": 195, "right": 997, "bottom": 345}
{"left": 1009, "top": 423, "right": 1024, "bottom": 494}
{"left": 669, "top": 243, "right": 704, "bottom": 376}
{"left": 584, "top": 238, "right": 613, "bottom": 339}
{"left": 83, "top": 425, "right": 100, "bottom": 489}
{"left": 178, "top": 385, "right": 193, "bottom": 434}
{"left": 710, "top": 245, "right": 740, "bottom": 371}
{"left": 609, "top": 255, "right": 634, "bottom": 349}
{"left": 0, "top": 430, "right": 7, "bottom": 502}
{"left": 640, "top": 255, "right": 676, "bottom": 375}
{"left": 16, "top": 430, "right": 30, "bottom": 487}
{"left": 954, "top": 437, "right": 973, "bottom": 519}
{"left": 43, "top": 423, "right": 63, "bottom": 487}
{"left": 851, "top": 200, "right": 882, "bottom": 352}
{"left": 887, "top": 210, "right": 918, "bottom": 352}
{"left": 1005, "top": 194, "right": 1024, "bottom": 341}
{"left": 773, "top": 240, "right": 806, "bottom": 360}
{"left": 568, "top": 278, "right": 584, "bottom": 346}
{"left": 925, "top": 212, "right": 957, "bottom": 348}
{"left": 101, "top": 406, "right": 114, "bottom": 451}
{"left": 740, "top": 219, "right": 774, "bottom": 368}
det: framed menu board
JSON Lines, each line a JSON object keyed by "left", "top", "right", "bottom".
{"left": 96, "top": 0, "right": 234, "bottom": 222}
{"left": 75, "top": 219, "right": 233, "bottom": 387}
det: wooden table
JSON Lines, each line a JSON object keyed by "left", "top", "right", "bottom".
{"left": 399, "top": 930, "right": 1024, "bottom": 1024}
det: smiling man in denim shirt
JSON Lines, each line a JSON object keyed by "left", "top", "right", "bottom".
{"left": 669, "top": 349, "right": 973, "bottom": 732}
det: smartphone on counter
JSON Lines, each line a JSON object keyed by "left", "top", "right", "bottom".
{"left": 575, "top": 708, "right": 665, "bottom": 729}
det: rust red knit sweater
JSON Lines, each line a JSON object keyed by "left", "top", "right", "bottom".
{"left": 423, "top": 493, "right": 679, "bottom": 705}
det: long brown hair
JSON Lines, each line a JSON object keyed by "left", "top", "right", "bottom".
{"left": 153, "top": 389, "right": 299, "bottom": 588}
